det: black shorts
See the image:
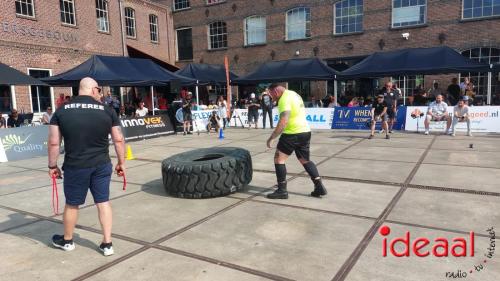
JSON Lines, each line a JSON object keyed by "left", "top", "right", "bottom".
{"left": 183, "top": 112, "right": 192, "bottom": 121}
{"left": 277, "top": 132, "right": 311, "bottom": 161}
{"left": 248, "top": 110, "right": 259, "bottom": 123}
{"left": 387, "top": 108, "right": 396, "bottom": 119}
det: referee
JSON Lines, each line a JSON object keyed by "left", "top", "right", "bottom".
{"left": 266, "top": 84, "right": 327, "bottom": 199}
{"left": 48, "top": 77, "right": 125, "bottom": 256}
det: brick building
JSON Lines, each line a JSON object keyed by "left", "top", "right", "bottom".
{"left": 169, "top": 0, "right": 500, "bottom": 104}
{"left": 0, "top": 0, "right": 176, "bottom": 116}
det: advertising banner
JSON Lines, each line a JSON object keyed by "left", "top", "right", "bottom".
{"left": 332, "top": 107, "right": 407, "bottom": 130}
{"left": 120, "top": 115, "right": 175, "bottom": 141}
{"left": 231, "top": 108, "right": 334, "bottom": 130}
{"left": 405, "top": 106, "right": 500, "bottom": 133}
{"left": 176, "top": 109, "right": 214, "bottom": 132}
{"left": 0, "top": 126, "right": 50, "bottom": 162}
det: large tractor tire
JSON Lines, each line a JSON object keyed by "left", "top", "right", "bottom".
{"left": 161, "top": 147, "right": 252, "bottom": 199}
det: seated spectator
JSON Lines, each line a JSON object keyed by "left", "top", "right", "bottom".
{"left": 135, "top": 101, "right": 149, "bottom": 117}
{"left": 309, "top": 96, "right": 323, "bottom": 108}
{"left": 451, "top": 98, "right": 472, "bottom": 137}
{"left": 41, "top": 107, "right": 53, "bottom": 125}
{"left": 158, "top": 96, "right": 168, "bottom": 110}
{"left": 492, "top": 92, "right": 500, "bottom": 105}
{"left": 207, "top": 111, "right": 221, "bottom": 134}
{"left": 327, "top": 95, "right": 338, "bottom": 108}
{"left": 369, "top": 94, "right": 389, "bottom": 140}
{"left": 0, "top": 115, "right": 6, "bottom": 128}
{"left": 347, "top": 97, "right": 359, "bottom": 107}
{"left": 55, "top": 93, "right": 65, "bottom": 109}
{"left": 119, "top": 106, "right": 127, "bottom": 118}
{"left": 7, "top": 109, "right": 24, "bottom": 128}
{"left": 111, "top": 96, "right": 120, "bottom": 115}
{"left": 125, "top": 102, "right": 135, "bottom": 116}
{"left": 64, "top": 96, "right": 71, "bottom": 104}
{"left": 424, "top": 94, "right": 451, "bottom": 135}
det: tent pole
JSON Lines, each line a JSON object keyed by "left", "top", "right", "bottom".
{"left": 403, "top": 76, "right": 407, "bottom": 106}
{"left": 196, "top": 80, "right": 199, "bottom": 106}
{"left": 487, "top": 71, "right": 492, "bottom": 105}
{"left": 10, "top": 86, "right": 17, "bottom": 110}
{"left": 150, "top": 86, "right": 155, "bottom": 115}
{"left": 36, "top": 86, "right": 41, "bottom": 113}
{"left": 334, "top": 80, "right": 338, "bottom": 105}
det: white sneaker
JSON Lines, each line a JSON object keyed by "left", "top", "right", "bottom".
{"left": 451, "top": 132, "right": 456, "bottom": 137}
{"left": 424, "top": 131, "right": 429, "bottom": 135}
{"left": 99, "top": 242, "right": 114, "bottom": 256}
{"left": 467, "top": 131, "right": 473, "bottom": 137}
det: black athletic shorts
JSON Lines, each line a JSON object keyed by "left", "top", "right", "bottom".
{"left": 387, "top": 108, "right": 396, "bottom": 119}
{"left": 248, "top": 110, "right": 259, "bottom": 123}
{"left": 183, "top": 112, "right": 192, "bottom": 122}
{"left": 277, "top": 132, "right": 311, "bottom": 161}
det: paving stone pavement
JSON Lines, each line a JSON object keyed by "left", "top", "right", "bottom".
{"left": 0, "top": 129, "right": 499, "bottom": 281}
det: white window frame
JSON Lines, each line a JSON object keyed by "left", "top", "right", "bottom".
{"left": 334, "top": 0, "right": 364, "bottom": 35}
{"left": 149, "top": 14, "right": 159, "bottom": 43}
{"left": 124, "top": 7, "right": 136, "bottom": 38}
{"left": 173, "top": 0, "right": 190, "bottom": 11}
{"left": 60, "top": 0, "right": 77, "bottom": 26}
{"left": 175, "top": 27, "right": 193, "bottom": 61}
{"left": 15, "top": 0, "right": 36, "bottom": 18}
{"left": 96, "top": 0, "right": 110, "bottom": 33}
{"left": 206, "top": 0, "right": 226, "bottom": 5}
{"left": 391, "top": 0, "right": 427, "bottom": 28}
{"left": 285, "top": 7, "right": 311, "bottom": 41}
{"left": 461, "top": 0, "right": 500, "bottom": 20}
{"left": 244, "top": 15, "right": 266, "bottom": 46}
{"left": 207, "top": 21, "right": 228, "bottom": 50}
{"left": 27, "top": 68, "right": 54, "bottom": 114}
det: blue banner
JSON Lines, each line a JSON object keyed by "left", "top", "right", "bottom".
{"left": 332, "top": 106, "right": 407, "bottom": 130}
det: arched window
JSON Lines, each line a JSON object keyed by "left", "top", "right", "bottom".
{"left": 124, "top": 7, "right": 136, "bottom": 38}
{"left": 461, "top": 48, "right": 500, "bottom": 102}
{"left": 334, "top": 0, "right": 363, "bottom": 34}
{"left": 244, "top": 16, "right": 266, "bottom": 46}
{"left": 286, "top": 7, "right": 311, "bottom": 40}
{"left": 208, "top": 21, "right": 227, "bottom": 49}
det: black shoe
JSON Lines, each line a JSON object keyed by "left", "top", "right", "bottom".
{"left": 183, "top": 132, "right": 186, "bottom": 135}
{"left": 368, "top": 135, "right": 374, "bottom": 139}
{"left": 187, "top": 131, "right": 193, "bottom": 135}
{"left": 99, "top": 242, "right": 114, "bottom": 256}
{"left": 267, "top": 182, "right": 288, "bottom": 199}
{"left": 52, "top": 234, "right": 75, "bottom": 251}
{"left": 389, "top": 130, "right": 393, "bottom": 134}
{"left": 385, "top": 134, "right": 390, "bottom": 140}
{"left": 311, "top": 179, "right": 327, "bottom": 198}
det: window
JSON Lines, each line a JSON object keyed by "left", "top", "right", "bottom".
{"left": 335, "top": 0, "right": 363, "bottom": 34}
{"left": 206, "top": 0, "right": 226, "bottom": 5}
{"left": 245, "top": 16, "right": 266, "bottom": 46}
{"left": 392, "top": 75, "right": 424, "bottom": 99}
{"left": 60, "top": 0, "right": 76, "bottom": 25}
{"left": 173, "top": 0, "right": 190, "bottom": 11}
{"left": 124, "top": 7, "right": 136, "bottom": 38}
{"left": 15, "top": 0, "right": 35, "bottom": 17}
{"left": 0, "top": 86, "right": 13, "bottom": 113}
{"left": 149, "top": 14, "right": 159, "bottom": 43}
{"left": 463, "top": 0, "right": 500, "bottom": 19}
{"left": 176, "top": 28, "right": 193, "bottom": 60}
{"left": 208, "top": 21, "right": 227, "bottom": 50}
{"left": 96, "top": 0, "right": 109, "bottom": 32}
{"left": 28, "top": 69, "right": 52, "bottom": 114}
{"left": 286, "top": 7, "right": 311, "bottom": 40}
{"left": 288, "top": 81, "right": 311, "bottom": 101}
{"left": 461, "top": 48, "right": 500, "bottom": 101}
{"left": 392, "top": 0, "right": 426, "bottom": 27}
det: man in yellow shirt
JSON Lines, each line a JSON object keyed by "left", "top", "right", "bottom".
{"left": 266, "top": 84, "right": 327, "bottom": 199}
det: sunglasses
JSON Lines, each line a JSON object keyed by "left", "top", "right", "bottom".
{"left": 94, "top": 87, "right": 102, "bottom": 94}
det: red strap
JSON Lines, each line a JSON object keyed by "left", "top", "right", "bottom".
{"left": 122, "top": 173, "right": 127, "bottom": 191}
{"left": 51, "top": 176, "right": 59, "bottom": 215}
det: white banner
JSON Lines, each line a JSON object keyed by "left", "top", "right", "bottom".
{"left": 0, "top": 141, "right": 7, "bottom": 162}
{"left": 405, "top": 106, "right": 500, "bottom": 133}
{"left": 230, "top": 108, "right": 334, "bottom": 130}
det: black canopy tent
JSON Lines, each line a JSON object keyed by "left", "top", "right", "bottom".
{"left": 233, "top": 58, "right": 338, "bottom": 84}
{"left": 0, "top": 62, "right": 47, "bottom": 86}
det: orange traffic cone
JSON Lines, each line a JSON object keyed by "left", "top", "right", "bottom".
{"left": 126, "top": 145, "right": 135, "bottom": 160}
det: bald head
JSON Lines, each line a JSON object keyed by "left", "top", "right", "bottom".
{"left": 268, "top": 84, "right": 286, "bottom": 100}
{"left": 79, "top": 77, "right": 98, "bottom": 96}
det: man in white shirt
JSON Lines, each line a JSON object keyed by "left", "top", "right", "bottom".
{"left": 424, "top": 94, "right": 451, "bottom": 135}
{"left": 451, "top": 98, "right": 472, "bottom": 137}
{"left": 41, "top": 107, "right": 53, "bottom": 124}
{"left": 135, "top": 101, "right": 149, "bottom": 117}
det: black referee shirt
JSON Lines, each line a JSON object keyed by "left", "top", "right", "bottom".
{"left": 50, "top": 95, "right": 120, "bottom": 169}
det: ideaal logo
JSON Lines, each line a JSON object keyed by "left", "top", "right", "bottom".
{"left": 1, "top": 134, "right": 43, "bottom": 153}
{"left": 379, "top": 225, "right": 496, "bottom": 279}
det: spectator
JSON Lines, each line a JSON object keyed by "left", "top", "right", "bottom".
{"left": 135, "top": 101, "right": 149, "bottom": 117}
{"left": 347, "top": 97, "right": 359, "bottom": 107}
{"left": 424, "top": 94, "right": 451, "bottom": 135}
{"left": 492, "top": 92, "right": 500, "bottom": 105}
{"left": 428, "top": 82, "right": 443, "bottom": 101}
{"left": 7, "top": 109, "right": 24, "bottom": 128}
{"left": 158, "top": 95, "right": 168, "bottom": 110}
{"left": 41, "top": 106, "right": 53, "bottom": 124}
{"left": 460, "top": 77, "right": 470, "bottom": 92}
{"left": 182, "top": 93, "right": 193, "bottom": 135}
{"left": 207, "top": 111, "right": 221, "bottom": 134}
{"left": 64, "top": 96, "right": 71, "bottom": 104}
{"left": 358, "top": 97, "right": 365, "bottom": 107}
{"left": 451, "top": 98, "right": 472, "bottom": 137}
{"left": 0, "top": 115, "right": 6, "bottom": 128}
{"left": 464, "top": 79, "right": 475, "bottom": 104}
{"left": 246, "top": 93, "right": 260, "bottom": 129}
{"left": 55, "top": 94, "right": 65, "bottom": 109}
{"left": 369, "top": 94, "right": 389, "bottom": 140}
{"left": 217, "top": 95, "right": 228, "bottom": 130}
{"left": 327, "top": 95, "right": 338, "bottom": 108}
{"left": 447, "top": 78, "right": 461, "bottom": 105}
{"left": 260, "top": 90, "right": 274, "bottom": 129}
{"left": 119, "top": 106, "right": 127, "bottom": 118}
{"left": 124, "top": 102, "right": 135, "bottom": 117}
{"left": 383, "top": 81, "right": 400, "bottom": 133}
{"left": 310, "top": 96, "right": 323, "bottom": 108}
{"left": 111, "top": 96, "right": 120, "bottom": 115}
{"left": 103, "top": 92, "right": 113, "bottom": 106}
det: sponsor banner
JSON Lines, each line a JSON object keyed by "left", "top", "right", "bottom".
{"left": 176, "top": 109, "right": 218, "bottom": 132}
{"left": 0, "top": 126, "right": 50, "bottom": 162}
{"left": 120, "top": 115, "right": 175, "bottom": 141}
{"left": 231, "top": 108, "right": 334, "bottom": 130}
{"left": 332, "top": 107, "right": 407, "bottom": 130}
{"left": 405, "top": 106, "right": 500, "bottom": 132}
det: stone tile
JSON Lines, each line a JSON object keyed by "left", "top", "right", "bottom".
{"left": 0, "top": 209, "right": 38, "bottom": 231}
{"left": 346, "top": 223, "right": 499, "bottom": 281}
{"left": 130, "top": 146, "right": 192, "bottom": 162}
{"left": 309, "top": 144, "right": 349, "bottom": 157}
{"left": 0, "top": 170, "right": 61, "bottom": 196}
{"left": 387, "top": 188, "right": 500, "bottom": 236}
{"left": 337, "top": 146, "right": 425, "bottom": 163}
{"left": 424, "top": 150, "right": 500, "bottom": 169}
{"left": 112, "top": 162, "right": 161, "bottom": 185}
{"left": 76, "top": 185, "right": 240, "bottom": 242}
{"left": 432, "top": 138, "right": 500, "bottom": 152}
{"left": 5, "top": 156, "right": 49, "bottom": 170}
{"left": 171, "top": 137, "right": 233, "bottom": 148}
{"left": 231, "top": 171, "right": 285, "bottom": 199}
{"left": 0, "top": 220, "right": 140, "bottom": 281}
{"left": 360, "top": 136, "right": 432, "bottom": 149}
{"left": 251, "top": 152, "right": 327, "bottom": 174}
{"left": 255, "top": 177, "right": 400, "bottom": 219}
{"left": 0, "top": 165, "right": 28, "bottom": 175}
{"left": 87, "top": 248, "right": 268, "bottom": 281}
{"left": 318, "top": 158, "right": 414, "bottom": 184}
{"left": 163, "top": 201, "right": 373, "bottom": 281}
{"left": 411, "top": 164, "right": 500, "bottom": 193}
{"left": 220, "top": 140, "right": 270, "bottom": 154}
